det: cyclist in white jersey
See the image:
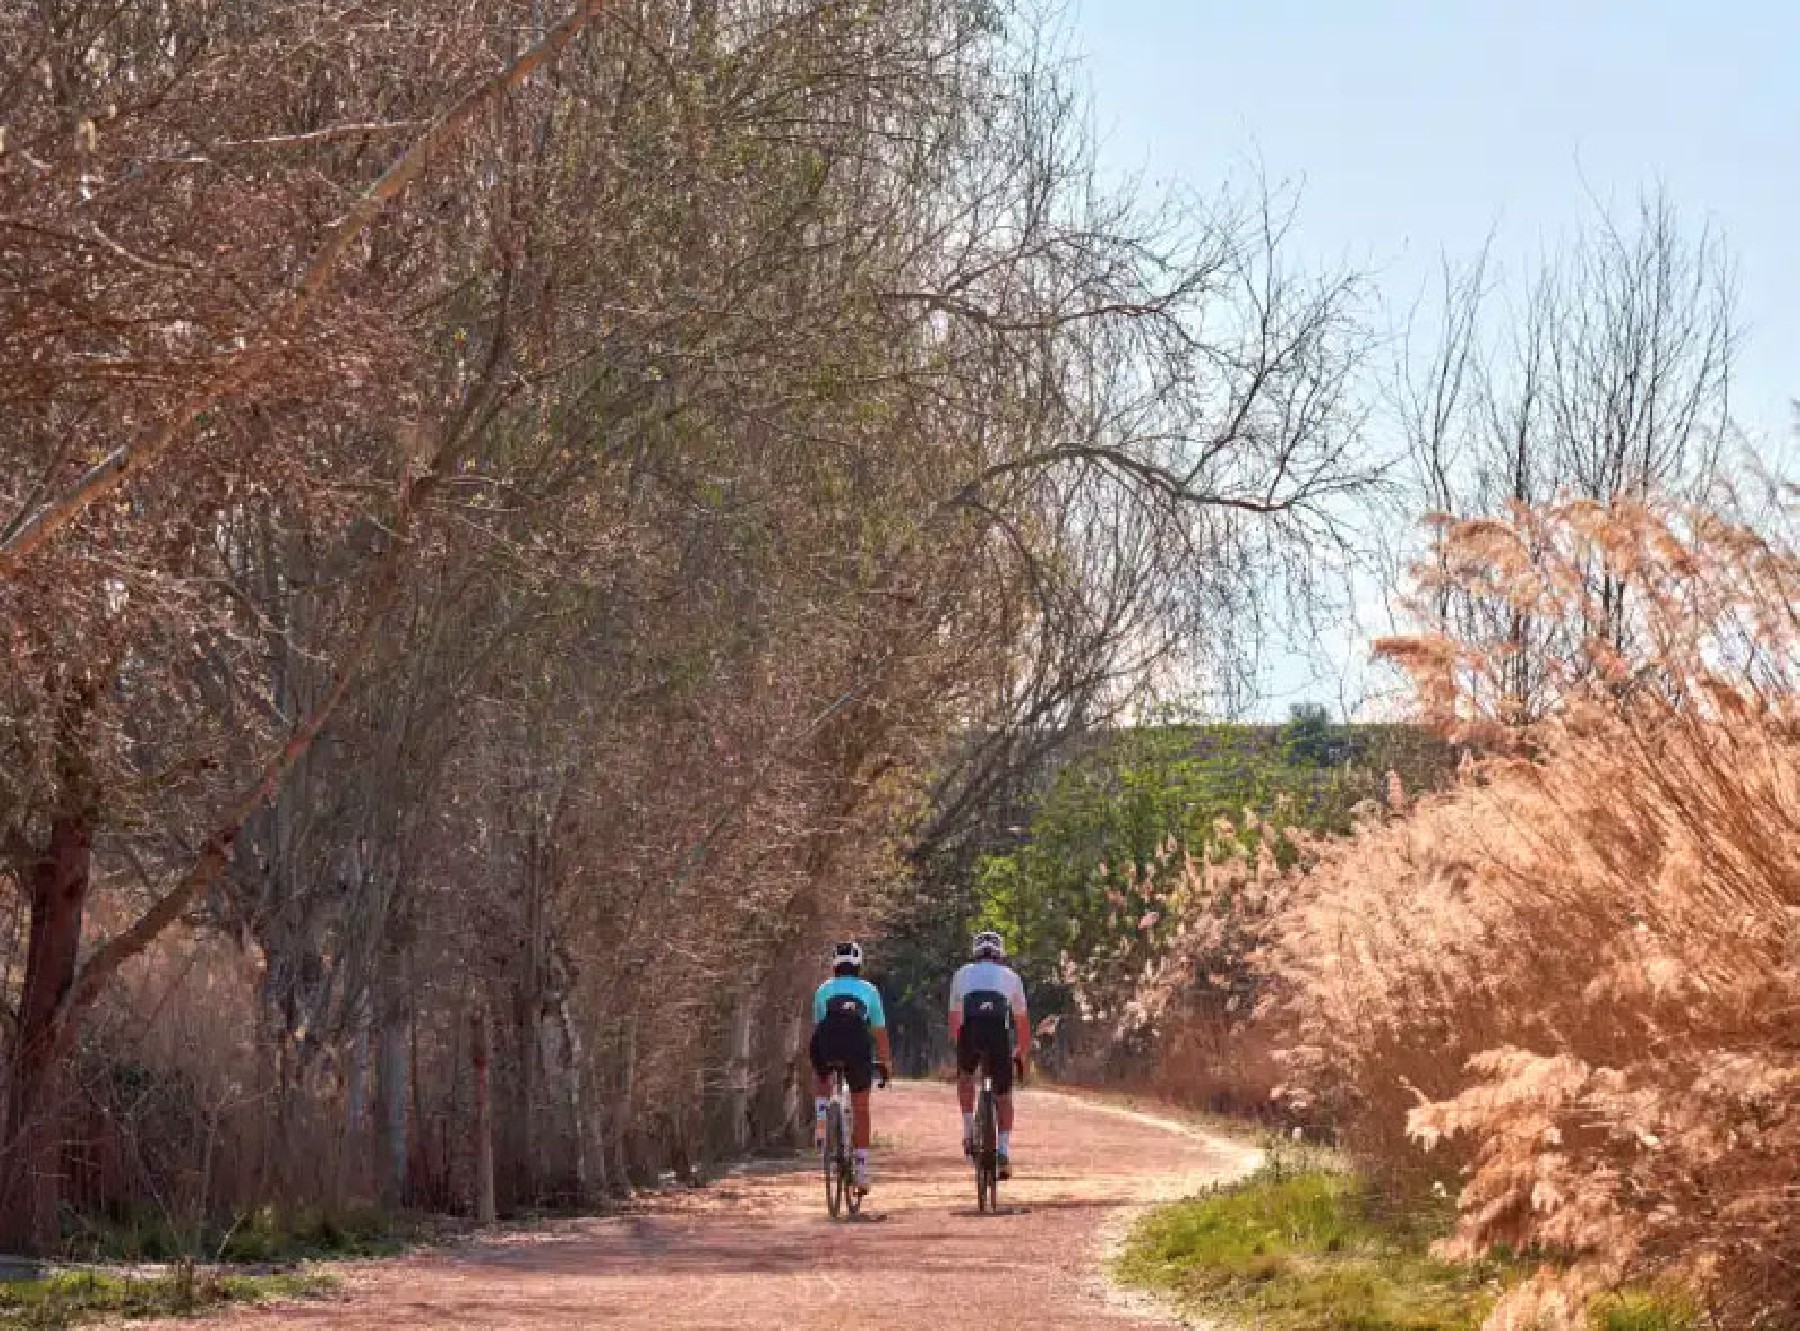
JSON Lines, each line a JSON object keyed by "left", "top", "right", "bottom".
{"left": 948, "top": 930, "right": 1030, "bottom": 1178}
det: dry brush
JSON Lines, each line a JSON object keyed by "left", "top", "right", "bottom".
{"left": 1273, "top": 499, "right": 1800, "bottom": 1330}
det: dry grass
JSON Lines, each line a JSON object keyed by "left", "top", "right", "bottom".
{"left": 1269, "top": 500, "right": 1800, "bottom": 1330}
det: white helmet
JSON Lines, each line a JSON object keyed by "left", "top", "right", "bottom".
{"left": 971, "top": 930, "right": 1005, "bottom": 960}
{"left": 832, "top": 940, "right": 864, "bottom": 971}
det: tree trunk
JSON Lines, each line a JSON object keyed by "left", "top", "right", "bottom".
{"left": 781, "top": 1013, "right": 807, "bottom": 1141}
{"left": 1, "top": 813, "right": 93, "bottom": 1253}
{"left": 726, "top": 997, "right": 753, "bottom": 1155}
{"left": 471, "top": 1008, "right": 496, "bottom": 1224}
{"left": 609, "top": 1017, "right": 638, "bottom": 1197}
{"left": 346, "top": 1016, "right": 370, "bottom": 1136}
{"left": 554, "top": 997, "right": 594, "bottom": 1203}
{"left": 333, "top": 1011, "right": 371, "bottom": 1208}
{"left": 377, "top": 1007, "right": 410, "bottom": 1206}
{"left": 516, "top": 837, "right": 543, "bottom": 1203}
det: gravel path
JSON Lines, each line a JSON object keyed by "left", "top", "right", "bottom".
{"left": 178, "top": 1082, "right": 1257, "bottom": 1330}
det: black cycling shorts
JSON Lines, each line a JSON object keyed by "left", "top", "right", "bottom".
{"left": 809, "top": 1019, "right": 874, "bottom": 1093}
{"left": 956, "top": 1015, "right": 1015, "bottom": 1095}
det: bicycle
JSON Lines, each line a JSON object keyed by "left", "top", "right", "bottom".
{"left": 821, "top": 1063, "right": 863, "bottom": 1219}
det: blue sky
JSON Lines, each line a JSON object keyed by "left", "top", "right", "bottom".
{"left": 1068, "top": 0, "right": 1799, "bottom": 716}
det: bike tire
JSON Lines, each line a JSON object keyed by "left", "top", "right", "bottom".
{"left": 841, "top": 1086, "right": 864, "bottom": 1216}
{"left": 845, "top": 1149, "right": 864, "bottom": 1217}
{"left": 975, "top": 1086, "right": 998, "bottom": 1213}
{"left": 824, "top": 1101, "right": 845, "bottom": 1219}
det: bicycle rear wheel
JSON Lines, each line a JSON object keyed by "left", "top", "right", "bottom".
{"left": 975, "top": 1085, "right": 998, "bottom": 1213}
{"left": 841, "top": 1083, "right": 864, "bottom": 1216}
{"left": 824, "top": 1100, "right": 845, "bottom": 1218}
{"left": 844, "top": 1142, "right": 864, "bottom": 1217}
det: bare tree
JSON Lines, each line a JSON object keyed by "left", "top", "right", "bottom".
{"left": 0, "top": 0, "right": 1379, "bottom": 1249}
{"left": 1398, "top": 191, "right": 1736, "bottom": 721}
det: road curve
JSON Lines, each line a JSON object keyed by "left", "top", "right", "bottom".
{"left": 186, "top": 1082, "right": 1256, "bottom": 1330}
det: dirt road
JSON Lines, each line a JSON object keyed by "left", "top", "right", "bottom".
{"left": 192, "top": 1083, "right": 1256, "bottom": 1330}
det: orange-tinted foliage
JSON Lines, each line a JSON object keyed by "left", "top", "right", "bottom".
{"left": 1274, "top": 500, "right": 1800, "bottom": 1330}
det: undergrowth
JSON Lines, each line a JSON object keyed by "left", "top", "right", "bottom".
{"left": 0, "top": 1267, "right": 334, "bottom": 1328}
{"left": 1267, "top": 502, "right": 1800, "bottom": 1327}
{"left": 61, "top": 1204, "right": 421, "bottom": 1266}
{"left": 1116, "top": 1158, "right": 1699, "bottom": 1331}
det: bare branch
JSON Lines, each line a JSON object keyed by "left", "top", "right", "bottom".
{"left": 0, "top": 0, "right": 613, "bottom": 580}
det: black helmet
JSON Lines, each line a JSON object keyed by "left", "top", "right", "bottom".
{"left": 972, "top": 930, "right": 1005, "bottom": 960}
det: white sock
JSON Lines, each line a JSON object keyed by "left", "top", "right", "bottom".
{"left": 854, "top": 1148, "right": 869, "bottom": 1173}
{"left": 961, "top": 1112, "right": 974, "bottom": 1138}
{"left": 999, "top": 1131, "right": 1011, "bottom": 1154}
{"left": 815, "top": 1097, "right": 829, "bottom": 1122}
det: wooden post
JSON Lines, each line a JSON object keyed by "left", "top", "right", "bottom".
{"left": 471, "top": 1007, "right": 496, "bottom": 1225}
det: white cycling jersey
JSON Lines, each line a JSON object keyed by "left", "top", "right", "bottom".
{"left": 948, "top": 959, "right": 1029, "bottom": 1025}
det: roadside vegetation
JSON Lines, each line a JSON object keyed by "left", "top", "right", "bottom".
{"left": 1119, "top": 1156, "right": 1699, "bottom": 1331}
{"left": 61, "top": 1205, "right": 417, "bottom": 1267}
{"left": 1271, "top": 502, "right": 1800, "bottom": 1329}
{"left": 1053, "top": 500, "right": 1800, "bottom": 1331}
{"left": 0, "top": 1267, "right": 332, "bottom": 1329}
{"left": 878, "top": 714, "right": 1454, "bottom": 1074}
{"left": 971, "top": 717, "right": 1453, "bottom": 1013}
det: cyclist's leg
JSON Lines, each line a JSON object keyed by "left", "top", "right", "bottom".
{"left": 814, "top": 1072, "right": 834, "bottom": 1141}
{"left": 807, "top": 1026, "right": 833, "bottom": 1144}
{"left": 842, "top": 1054, "right": 875, "bottom": 1187}
{"left": 845, "top": 1032, "right": 875, "bottom": 1147}
{"left": 955, "top": 1069, "right": 977, "bottom": 1114}
{"left": 985, "top": 1025, "right": 1016, "bottom": 1170}
{"left": 954, "top": 1026, "right": 980, "bottom": 1148}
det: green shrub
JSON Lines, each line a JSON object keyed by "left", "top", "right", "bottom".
{"left": 1118, "top": 1163, "right": 1695, "bottom": 1331}
{"left": 0, "top": 1267, "right": 332, "bottom": 1328}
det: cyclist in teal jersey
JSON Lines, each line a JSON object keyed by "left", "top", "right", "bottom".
{"left": 808, "top": 941, "right": 894, "bottom": 1193}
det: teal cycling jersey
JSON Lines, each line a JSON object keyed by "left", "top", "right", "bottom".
{"left": 812, "top": 975, "right": 887, "bottom": 1030}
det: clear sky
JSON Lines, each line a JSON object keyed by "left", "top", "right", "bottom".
{"left": 1069, "top": 0, "right": 1799, "bottom": 717}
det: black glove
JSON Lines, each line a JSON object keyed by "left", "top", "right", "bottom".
{"left": 1013, "top": 1054, "right": 1028, "bottom": 1085}
{"left": 875, "top": 1062, "right": 892, "bottom": 1089}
